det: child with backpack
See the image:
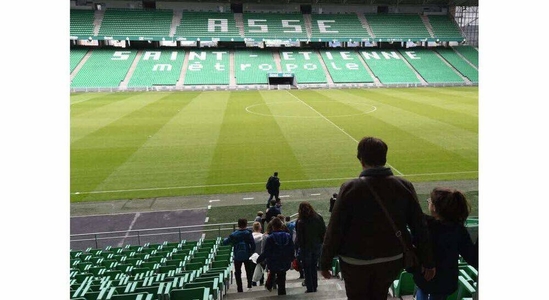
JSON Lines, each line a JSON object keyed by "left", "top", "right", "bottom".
{"left": 223, "top": 218, "right": 256, "bottom": 292}
{"left": 257, "top": 217, "right": 295, "bottom": 296}
{"left": 413, "top": 188, "right": 479, "bottom": 300}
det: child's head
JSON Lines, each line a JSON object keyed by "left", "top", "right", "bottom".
{"left": 428, "top": 187, "right": 471, "bottom": 225}
{"left": 253, "top": 221, "right": 262, "bottom": 232}
{"left": 257, "top": 211, "right": 263, "bottom": 217}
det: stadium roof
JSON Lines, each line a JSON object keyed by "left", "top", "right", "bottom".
{"left": 176, "top": 0, "right": 478, "bottom": 6}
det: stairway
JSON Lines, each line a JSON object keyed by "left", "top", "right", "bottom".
{"left": 223, "top": 264, "right": 403, "bottom": 300}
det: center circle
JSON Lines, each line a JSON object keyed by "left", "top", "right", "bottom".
{"left": 245, "top": 101, "right": 377, "bottom": 118}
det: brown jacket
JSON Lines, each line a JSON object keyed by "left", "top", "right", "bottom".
{"left": 320, "top": 167, "right": 434, "bottom": 270}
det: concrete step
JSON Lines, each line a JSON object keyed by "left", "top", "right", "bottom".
{"left": 221, "top": 265, "right": 402, "bottom": 299}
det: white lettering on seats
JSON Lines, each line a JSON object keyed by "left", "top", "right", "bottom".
{"left": 285, "top": 64, "right": 298, "bottom": 71}
{"left": 341, "top": 52, "right": 352, "bottom": 60}
{"left": 153, "top": 64, "right": 172, "bottom": 71}
{"left": 212, "top": 51, "right": 227, "bottom": 60}
{"left": 248, "top": 19, "right": 268, "bottom": 32}
{"left": 298, "top": 52, "right": 312, "bottom": 60}
{"left": 381, "top": 52, "right": 400, "bottom": 59}
{"left": 142, "top": 51, "right": 161, "bottom": 60}
{"left": 258, "top": 64, "right": 273, "bottom": 71}
{"left": 170, "top": 52, "right": 178, "bottom": 61}
{"left": 361, "top": 52, "right": 380, "bottom": 59}
{"left": 240, "top": 63, "right": 251, "bottom": 71}
{"left": 188, "top": 62, "right": 203, "bottom": 71}
{"left": 112, "top": 51, "right": 131, "bottom": 60}
{"left": 189, "top": 52, "right": 207, "bottom": 61}
{"left": 208, "top": 19, "right": 228, "bottom": 32}
{"left": 404, "top": 51, "right": 420, "bottom": 59}
{"left": 303, "top": 63, "right": 317, "bottom": 70}
{"left": 281, "top": 52, "right": 294, "bottom": 60}
{"left": 282, "top": 20, "right": 302, "bottom": 33}
{"left": 317, "top": 20, "right": 338, "bottom": 33}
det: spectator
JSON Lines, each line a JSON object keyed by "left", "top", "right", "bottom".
{"left": 255, "top": 211, "right": 264, "bottom": 223}
{"left": 319, "top": 136, "right": 435, "bottom": 300}
{"left": 413, "top": 188, "right": 478, "bottom": 300}
{"left": 222, "top": 218, "right": 256, "bottom": 292}
{"left": 251, "top": 221, "right": 265, "bottom": 286}
{"left": 329, "top": 193, "right": 337, "bottom": 213}
{"left": 295, "top": 201, "right": 326, "bottom": 293}
{"left": 265, "top": 200, "right": 281, "bottom": 224}
{"left": 266, "top": 172, "right": 281, "bottom": 208}
{"left": 257, "top": 217, "right": 295, "bottom": 295}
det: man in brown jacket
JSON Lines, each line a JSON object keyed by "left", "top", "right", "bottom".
{"left": 319, "top": 136, "right": 436, "bottom": 300}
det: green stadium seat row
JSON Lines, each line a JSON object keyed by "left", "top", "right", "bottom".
{"left": 71, "top": 9, "right": 466, "bottom": 42}
{"left": 70, "top": 47, "right": 475, "bottom": 88}
{"left": 71, "top": 238, "right": 229, "bottom": 300}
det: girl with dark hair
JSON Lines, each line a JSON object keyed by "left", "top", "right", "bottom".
{"left": 295, "top": 202, "right": 326, "bottom": 293}
{"left": 413, "top": 188, "right": 478, "bottom": 300}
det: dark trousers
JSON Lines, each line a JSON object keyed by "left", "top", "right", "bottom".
{"left": 234, "top": 260, "right": 253, "bottom": 292}
{"left": 339, "top": 258, "right": 402, "bottom": 300}
{"left": 301, "top": 244, "right": 321, "bottom": 292}
{"left": 273, "top": 271, "right": 287, "bottom": 295}
{"left": 267, "top": 191, "right": 280, "bottom": 207}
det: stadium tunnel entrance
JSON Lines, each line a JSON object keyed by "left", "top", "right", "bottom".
{"left": 268, "top": 72, "right": 297, "bottom": 88}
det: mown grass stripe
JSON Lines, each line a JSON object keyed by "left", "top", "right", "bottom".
{"left": 71, "top": 92, "right": 199, "bottom": 202}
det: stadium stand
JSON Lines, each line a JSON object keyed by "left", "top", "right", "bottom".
{"left": 71, "top": 49, "right": 138, "bottom": 88}
{"left": 435, "top": 47, "right": 478, "bottom": 83}
{"left": 242, "top": 13, "right": 308, "bottom": 40}
{"left": 399, "top": 48, "right": 465, "bottom": 83}
{"left": 71, "top": 48, "right": 89, "bottom": 73}
{"left": 70, "top": 9, "right": 96, "bottom": 38}
{"left": 98, "top": 8, "right": 173, "bottom": 37}
{"left": 279, "top": 50, "right": 328, "bottom": 83}
{"left": 176, "top": 11, "right": 241, "bottom": 41}
{"left": 309, "top": 13, "right": 371, "bottom": 42}
{"left": 453, "top": 45, "right": 479, "bottom": 68}
{"left": 365, "top": 13, "right": 431, "bottom": 41}
{"left": 234, "top": 50, "right": 278, "bottom": 85}
{"left": 127, "top": 50, "right": 185, "bottom": 87}
{"left": 428, "top": 15, "right": 465, "bottom": 41}
{"left": 360, "top": 50, "right": 422, "bottom": 84}
{"left": 319, "top": 50, "right": 374, "bottom": 83}
{"left": 183, "top": 49, "right": 231, "bottom": 85}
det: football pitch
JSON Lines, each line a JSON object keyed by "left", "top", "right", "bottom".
{"left": 70, "top": 86, "right": 478, "bottom": 202}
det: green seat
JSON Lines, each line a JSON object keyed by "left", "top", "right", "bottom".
{"left": 170, "top": 287, "right": 212, "bottom": 300}
{"left": 391, "top": 270, "right": 415, "bottom": 297}
{"left": 456, "top": 276, "right": 476, "bottom": 300}
{"left": 184, "top": 278, "right": 220, "bottom": 300}
{"left": 110, "top": 292, "right": 153, "bottom": 300}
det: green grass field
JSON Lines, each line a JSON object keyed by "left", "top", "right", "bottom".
{"left": 70, "top": 86, "right": 478, "bottom": 202}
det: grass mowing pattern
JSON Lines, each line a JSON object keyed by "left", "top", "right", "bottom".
{"left": 71, "top": 87, "right": 478, "bottom": 202}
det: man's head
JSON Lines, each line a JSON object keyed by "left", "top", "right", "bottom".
{"left": 270, "top": 217, "right": 283, "bottom": 231}
{"left": 274, "top": 172, "right": 278, "bottom": 177}
{"left": 238, "top": 218, "right": 247, "bottom": 229}
{"left": 270, "top": 199, "right": 277, "bottom": 207}
{"left": 332, "top": 193, "right": 337, "bottom": 198}
{"left": 357, "top": 137, "right": 388, "bottom": 167}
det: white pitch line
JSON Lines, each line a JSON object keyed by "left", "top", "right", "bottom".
{"left": 71, "top": 171, "right": 478, "bottom": 195}
{"left": 279, "top": 195, "right": 290, "bottom": 198}
{"left": 207, "top": 205, "right": 212, "bottom": 210}
{"left": 311, "top": 193, "right": 321, "bottom": 196}
{"left": 118, "top": 212, "right": 140, "bottom": 247}
{"left": 243, "top": 197, "right": 254, "bottom": 200}
{"left": 205, "top": 217, "right": 209, "bottom": 223}
{"left": 209, "top": 199, "right": 220, "bottom": 203}
{"left": 286, "top": 91, "right": 404, "bottom": 176}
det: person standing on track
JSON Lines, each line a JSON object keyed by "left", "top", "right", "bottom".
{"left": 266, "top": 172, "right": 281, "bottom": 208}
